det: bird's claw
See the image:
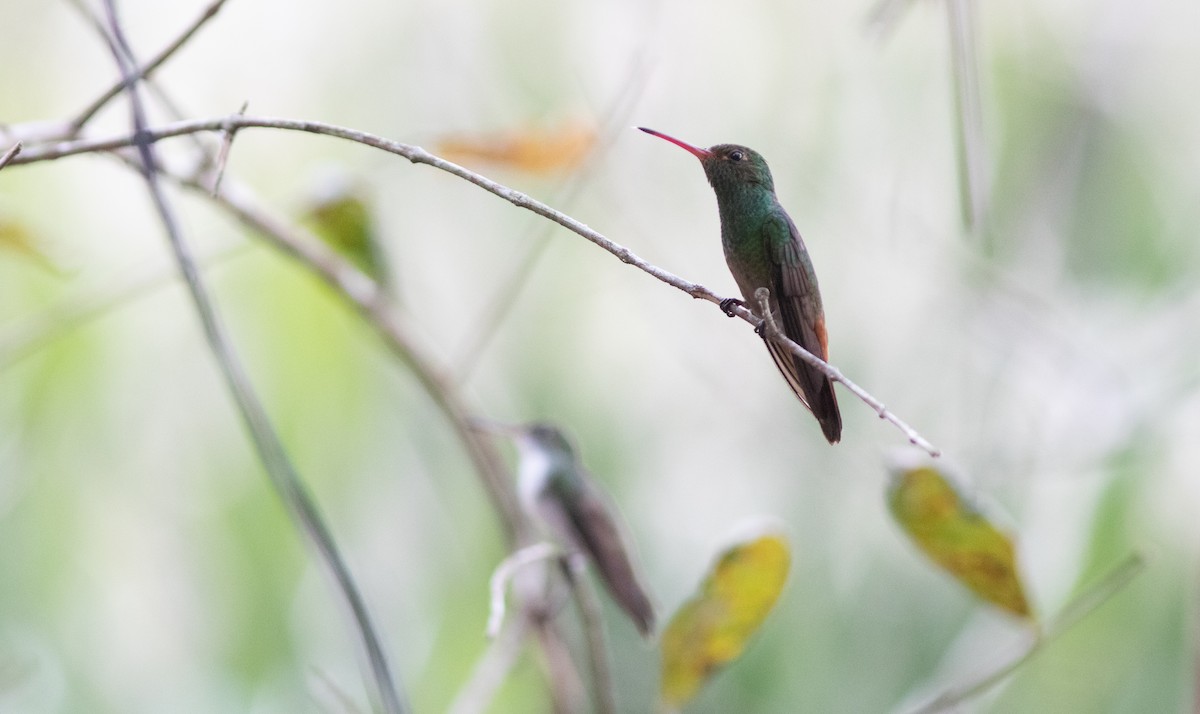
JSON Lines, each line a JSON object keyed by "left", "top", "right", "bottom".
{"left": 754, "top": 319, "right": 767, "bottom": 337}
{"left": 719, "top": 297, "right": 745, "bottom": 317}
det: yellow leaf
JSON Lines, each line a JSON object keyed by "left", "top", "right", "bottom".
{"left": 435, "top": 121, "right": 595, "bottom": 174}
{"left": 660, "top": 533, "right": 790, "bottom": 709}
{"left": 888, "top": 465, "right": 1033, "bottom": 619}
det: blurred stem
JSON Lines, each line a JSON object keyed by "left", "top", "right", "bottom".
{"left": 534, "top": 620, "right": 588, "bottom": 714}
{"left": 454, "top": 228, "right": 553, "bottom": 379}
{"left": 0, "top": 244, "right": 251, "bottom": 373}
{"left": 864, "top": 0, "right": 990, "bottom": 233}
{"left": 448, "top": 616, "right": 530, "bottom": 714}
{"left": 10, "top": 113, "right": 942, "bottom": 456}
{"left": 947, "top": 0, "right": 988, "bottom": 233}
{"left": 905, "top": 552, "right": 1146, "bottom": 713}
{"left": 566, "top": 559, "right": 617, "bottom": 714}
{"left": 454, "top": 60, "right": 650, "bottom": 379}
{"left": 97, "top": 3, "right": 407, "bottom": 713}
{"left": 1042, "top": 552, "right": 1146, "bottom": 638}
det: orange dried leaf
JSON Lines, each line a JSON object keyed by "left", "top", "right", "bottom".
{"left": 888, "top": 465, "right": 1033, "bottom": 619}
{"left": 660, "top": 533, "right": 790, "bottom": 709}
{"left": 436, "top": 121, "right": 595, "bottom": 174}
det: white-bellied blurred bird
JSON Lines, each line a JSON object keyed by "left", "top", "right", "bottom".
{"left": 481, "top": 420, "right": 655, "bottom": 636}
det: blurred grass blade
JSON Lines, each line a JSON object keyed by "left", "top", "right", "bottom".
{"left": 888, "top": 464, "right": 1032, "bottom": 619}
{"left": 436, "top": 120, "right": 596, "bottom": 174}
{"left": 866, "top": 0, "right": 989, "bottom": 232}
{"left": 947, "top": 0, "right": 989, "bottom": 232}
{"left": 303, "top": 180, "right": 390, "bottom": 289}
{"left": 1044, "top": 552, "right": 1145, "bottom": 638}
{"left": 660, "top": 532, "right": 791, "bottom": 709}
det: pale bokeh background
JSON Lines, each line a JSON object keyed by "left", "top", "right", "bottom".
{"left": 1, "top": 0, "right": 1197, "bottom": 711}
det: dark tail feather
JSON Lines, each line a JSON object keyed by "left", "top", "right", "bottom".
{"left": 569, "top": 492, "right": 657, "bottom": 637}
{"left": 590, "top": 547, "right": 655, "bottom": 636}
{"left": 765, "top": 341, "right": 843, "bottom": 444}
{"left": 812, "top": 375, "right": 842, "bottom": 444}
{"left": 608, "top": 577, "right": 656, "bottom": 637}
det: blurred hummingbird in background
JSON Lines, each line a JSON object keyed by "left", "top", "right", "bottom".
{"left": 478, "top": 420, "right": 655, "bottom": 636}
{"left": 638, "top": 127, "right": 842, "bottom": 444}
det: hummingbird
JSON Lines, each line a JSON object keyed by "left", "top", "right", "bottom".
{"left": 479, "top": 420, "right": 655, "bottom": 636}
{"left": 638, "top": 127, "right": 842, "bottom": 444}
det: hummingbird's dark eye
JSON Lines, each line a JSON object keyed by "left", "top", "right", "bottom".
{"left": 729, "top": 150, "right": 745, "bottom": 162}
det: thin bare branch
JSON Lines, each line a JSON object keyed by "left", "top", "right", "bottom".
{"left": 96, "top": 4, "right": 406, "bottom": 713}
{"left": 0, "top": 142, "right": 20, "bottom": 171}
{"left": 10, "top": 113, "right": 941, "bottom": 455}
{"left": 69, "top": 0, "right": 233, "bottom": 134}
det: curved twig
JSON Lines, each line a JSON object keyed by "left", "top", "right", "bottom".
{"left": 486, "top": 543, "right": 560, "bottom": 638}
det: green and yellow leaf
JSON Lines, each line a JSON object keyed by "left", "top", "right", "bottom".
{"left": 888, "top": 464, "right": 1033, "bottom": 619}
{"left": 660, "top": 532, "right": 790, "bottom": 710}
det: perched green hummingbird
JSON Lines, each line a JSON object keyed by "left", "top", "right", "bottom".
{"left": 481, "top": 420, "right": 655, "bottom": 636}
{"left": 639, "top": 127, "right": 842, "bottom": 444}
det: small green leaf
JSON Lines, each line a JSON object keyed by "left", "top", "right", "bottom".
{"left": 660, "top": 532, "right": 790, "bottom": 709}
{"left": 303, "top": 186, "right": 390, "bottom": 288}
{"left": 888, "top": 464, "right": 1033, "bottom": 619}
